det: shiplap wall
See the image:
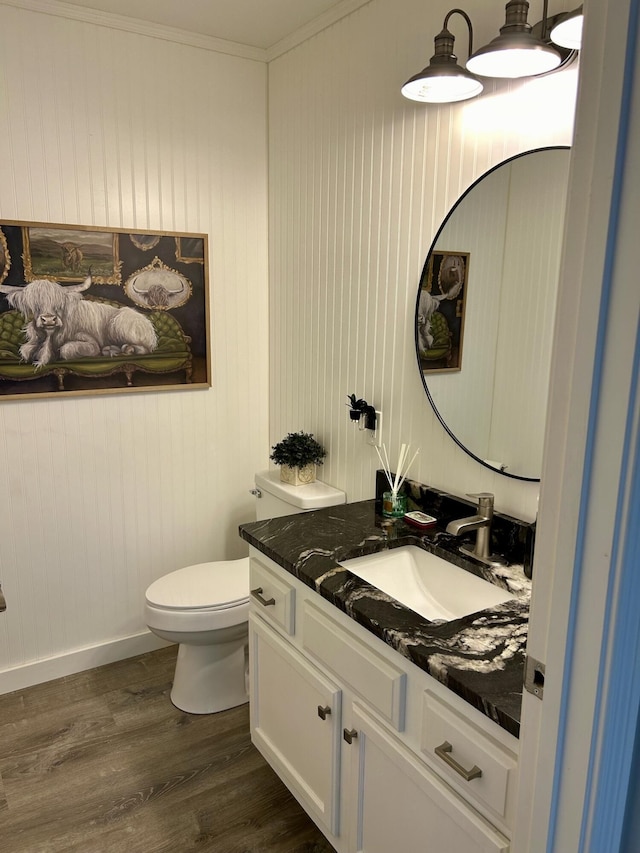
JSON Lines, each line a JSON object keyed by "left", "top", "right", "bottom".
{"left": 268, "top": 0, "right": 578, "bottom": 519}
{"left": 0, "top": 4, "right": 268, "bottom": 688}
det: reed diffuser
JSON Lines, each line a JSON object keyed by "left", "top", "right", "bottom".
{"left": 375, "top": 443, "right": 420, "bottom": 518}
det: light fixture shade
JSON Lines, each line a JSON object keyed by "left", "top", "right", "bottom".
{"left": 550, "top": 6, "right": 583, "bottom": 50}
{"left": 401, "top": 21, "right": 483, "bottom": 104}
{"left": 401, "top": 63, "right": 484, "bottom": 103}
{"left": 467, "top": 0, "right": 562, "bottom": 78}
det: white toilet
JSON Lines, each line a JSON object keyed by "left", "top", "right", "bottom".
{"left": 144, "top": 469, "right": 345, "bottom": 714}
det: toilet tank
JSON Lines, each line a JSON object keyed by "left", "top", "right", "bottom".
{"left": 253, "top": 469, "right": 346, "bottom": 520}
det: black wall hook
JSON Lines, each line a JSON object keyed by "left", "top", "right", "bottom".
{"left": 347, "top": 394, "right": 377, "bottom": 431}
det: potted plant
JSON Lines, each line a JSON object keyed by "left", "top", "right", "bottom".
{"left": 270, "top": 431, "right": 327, "bottom": 486}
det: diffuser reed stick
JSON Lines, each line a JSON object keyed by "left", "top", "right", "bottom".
{"left": 375, "top": 442, "right": 420, "bottom": 497}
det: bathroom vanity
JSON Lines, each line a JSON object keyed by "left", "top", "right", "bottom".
{"left": 239, "top": 477, "right": 533, "bottom": 853}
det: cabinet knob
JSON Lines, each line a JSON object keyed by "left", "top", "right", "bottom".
{"left": 343, "top": 728, "right": 358, "bottom": 744}
{"left": 434, "top": 741, "right": 482, "bottom": 782}
{"left": 250, "top": 587, "right": 276, "bottom": 607}
{"left": 317, "top": 705, "right": 332, "bottom": 720}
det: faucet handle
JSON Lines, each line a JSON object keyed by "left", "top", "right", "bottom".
{"left": 466, "top": 492, "right": 494, "bottom": 510}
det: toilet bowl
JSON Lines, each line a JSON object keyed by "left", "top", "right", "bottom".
{"left": 145, "top": 558, "right": 250, "bottom": 714}
{"left": 144, "top": 470, "right": 346, "bottom": 715}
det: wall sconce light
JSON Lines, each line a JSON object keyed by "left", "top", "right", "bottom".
{"left": 401, "top": 9, "right": 484, "bottom": 103}
{"left": 402, "top": 1, "right": 579, "bottom": 104}
{"left": 549, "top": 5, "right": 583, "bottom": 49}
{"left": 467, "top": 0, "right": 561, "bottom": 78}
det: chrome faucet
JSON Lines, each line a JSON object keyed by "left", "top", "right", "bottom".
{"left": 446, "top": 493, "right": 505, "bottom": 566}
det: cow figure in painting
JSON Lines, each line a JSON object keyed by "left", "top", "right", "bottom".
{"left": 0, "top": 275, "right": 157, "bottom": 369}
{"left": 60, "top": 242, "right": 84, "bottom": 273}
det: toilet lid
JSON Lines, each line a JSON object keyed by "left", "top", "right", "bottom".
{"left": 145, "top": 558, "right": 250, "bottom": 611}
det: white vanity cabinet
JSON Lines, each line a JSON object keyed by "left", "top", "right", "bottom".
{"left": 248, "top": 549, "right": 517, "bottom": 853}
{"left": 346, "top": 704, "right": 509, "bottom": 853}
{"left": 250, "top": 614, "right": 342, "bottom": 835}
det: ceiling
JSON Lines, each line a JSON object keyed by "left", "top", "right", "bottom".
{"left": 59, "top": 0, "right": 356, "bottom": 50}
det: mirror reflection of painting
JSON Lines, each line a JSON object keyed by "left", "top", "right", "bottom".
{"left": 417, "top": 251, "right": 469, "bottom": 372}
{"left": 0, "top": 229, "right": 9, "bottom": 285}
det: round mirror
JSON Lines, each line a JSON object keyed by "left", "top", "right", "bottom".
{"left": 415, "top": 146, "right": 570, "bottom": 481}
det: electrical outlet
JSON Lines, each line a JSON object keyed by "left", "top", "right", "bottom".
{"left": 367, "top": 411, "right": 382, "bottom": 447}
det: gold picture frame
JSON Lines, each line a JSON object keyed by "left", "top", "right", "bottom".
{"left": 23, "top": 225, "right": 122, "bottom": 284}
{"left": 0, "top": 229, "right": 9, "bottom": 286}
{"left": 175, "top": 236, "right": 205, "bottom": 264}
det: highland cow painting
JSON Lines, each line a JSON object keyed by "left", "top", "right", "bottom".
{"left": 23, "top": 226, "right": 120, "bottom": 284}
{"left": 0, "top": 220, "right": 210, "bottom": 400}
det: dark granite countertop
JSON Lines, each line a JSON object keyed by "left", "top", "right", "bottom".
{"left": 240, "top": 478, "right": 532, "bottom": 739}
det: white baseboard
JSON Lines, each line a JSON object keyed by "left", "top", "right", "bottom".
{"left": 0, "top": 631, "right": 173, "bottom": 695}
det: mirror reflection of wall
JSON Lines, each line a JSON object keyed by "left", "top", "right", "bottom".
{"left": 417, "top": 148, "right": 570, "bottom": 481}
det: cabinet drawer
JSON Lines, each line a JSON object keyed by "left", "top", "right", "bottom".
{"left": 250, "top": 557, "right": 295, "bottom": 635}
{"left": 421, "top": 690, "right": 517, "bottom": 821}
{"left": 303, "top": 601, "right": 406, "bottom": 730}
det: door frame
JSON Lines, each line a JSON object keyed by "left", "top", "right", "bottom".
{"left": 514, "top": 1, "right": 640, "bottom": 849}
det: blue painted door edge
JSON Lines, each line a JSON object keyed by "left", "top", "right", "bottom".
{"left": 546, "top": 1, "right": 640, "bottom": 851}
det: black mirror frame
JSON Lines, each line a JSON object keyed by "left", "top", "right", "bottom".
{"left": 414, "top": 145, "right": 571, "bottom": 483}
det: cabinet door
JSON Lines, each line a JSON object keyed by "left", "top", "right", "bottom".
{"left": 249, "top": 613, "right": 342, "bottom": 836}
{"left": 345, "top": 704, "right": 510, "bottom": 853}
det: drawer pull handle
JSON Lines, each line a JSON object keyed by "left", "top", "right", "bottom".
{"left": 434, "top": 741, "right": 483, "bottom": 782}
{"left": 317, "top": 705, "right": 331, "bottom": 720}
{"left": 250, "top": 587, "right": 276, "bottom": 607}
{"left": 343, "top": 728, "right": 358, "bottom": 744}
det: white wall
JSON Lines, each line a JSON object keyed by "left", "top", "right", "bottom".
{"left": 0, "top": 4, "right": 269, "bottom": 689}
{"left": 268, "top": 0, "right": 578, "bottom": 520}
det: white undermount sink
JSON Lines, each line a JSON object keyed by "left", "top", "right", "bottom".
{"left": 339, "top": 545, "right": 513, "bottom": 622}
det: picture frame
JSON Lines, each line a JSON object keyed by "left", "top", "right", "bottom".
{"left": 416, "top": 250, "right": 469, "bottom": 373}
{"left": 0, "top": 219, "right": 211, "bottom": 400}
{"left": 175, "top": 236, "right": 205, "bottom": 264}
{"left": 23, "top": 225, "right": 122, "bottom": 284}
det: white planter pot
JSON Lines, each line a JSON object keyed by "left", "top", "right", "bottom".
{"left": 279, "top": 463, "right": 317, "bottom": 486}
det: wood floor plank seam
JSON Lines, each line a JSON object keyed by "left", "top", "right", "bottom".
{"left": 0, "top": 647, "right": 337, "bottom": 853}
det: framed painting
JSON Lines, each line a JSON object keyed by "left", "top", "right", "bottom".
{"left": 0, "top": 220, "right": 211, "bottom": 400}
{"left": 175, "top": 236, "right": 205, "bottom": 264}
{"left": 416, "top": 251, "right": 469, "bottom": 373}
{"left": 23, "top": 225, "right": 121, "bottom": 284}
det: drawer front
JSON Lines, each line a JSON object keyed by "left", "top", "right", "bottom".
{"left": 250, "top": 557, "right": 295, "bottom": 635}
{"left": 421, "top": 690, "right": 517, "bottom": 821}
{"left": 303, "top": 601, "right": 406, "bottom": 730}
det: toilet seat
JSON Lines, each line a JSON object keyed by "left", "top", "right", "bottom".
{"left": 145, "top": 558, "right": 250, "bottom": 611}
{"left": 145, "top": 557, "right": 250, "bottom": 634}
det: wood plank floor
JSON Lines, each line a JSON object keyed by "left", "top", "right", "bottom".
{"left": 0, "top": 646, "right": 337, "bottom": 853}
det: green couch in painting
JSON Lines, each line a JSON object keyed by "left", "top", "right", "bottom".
{"left": 0, "top": 305, "right": 192, "bottom": 392}
{"left": 417, "top": 311, "right": 453, "bottom": 366}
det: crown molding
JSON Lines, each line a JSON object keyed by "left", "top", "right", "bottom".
{"left": 266, "top": 0, "right": 373, "bottom": 61}
{"left": 0, "top": 0, "right": 267, "bottom": 61}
